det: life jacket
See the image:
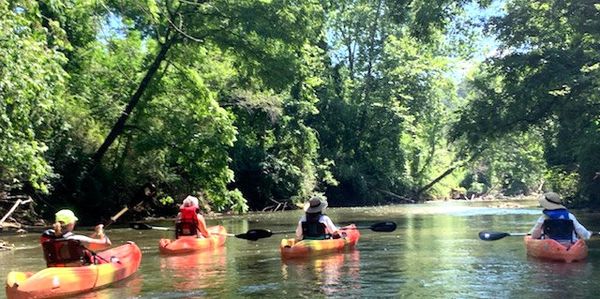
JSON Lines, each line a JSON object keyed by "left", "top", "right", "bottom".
{"left": 301, "top": 213, "right": 328, "bottom": 240}
{"left": 40, "top": 230, "right": 94, "bottom": 267}
{"left": 176, "top": 206, "right": 199, "bottom": 238}
{"left": 542, "top": 209, "right": 574, "bottom": 242}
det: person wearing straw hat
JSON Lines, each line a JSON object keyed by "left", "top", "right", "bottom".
{"left": 529, "top": 192, "right": 591, "bottom": 246}
{"left": 295, "top": 196, "right": 341, "bottom": 241}
{"left": 40, "top": 209, "right": 112, "bottom": 266}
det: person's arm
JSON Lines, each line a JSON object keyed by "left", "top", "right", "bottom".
{"left": 570, "top": 214, "right": 592, "bottom": 239}
{"left": 529, "top": 216, "right": 545, "bottom": 239}
{"left": 196, "top": 214, "right": 211, "bottom": 238}
{"left": 295, "top": 218, "right": 304, "bottom": 241}
{"left": 322, "top": 216, "right": 340, "bottom": 236}
{"left": 70, "top": 225, "right": 111, "bottom": 251}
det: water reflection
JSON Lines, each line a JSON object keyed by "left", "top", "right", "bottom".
{"left": 75, "top": 274, "right": 143, "bottom": 299}
{"left": 159, "top": 247, "right": 227, "bottom": 291}
{"left": 4, "top": 200, "right": 600, "bottom": 298}
{"left": 282, "top": 250, "right": 361, "bottom": 297}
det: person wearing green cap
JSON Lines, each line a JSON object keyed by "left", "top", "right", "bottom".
{"left": 40, "top": 209, "right": 112, "bottom": 267}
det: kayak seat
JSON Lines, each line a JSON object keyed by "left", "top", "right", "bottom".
{"left": 542, "top": 219, "right": 574, "bottom": 242}
{"left": 41, "top": 239, "right": 92, "bottom": 267}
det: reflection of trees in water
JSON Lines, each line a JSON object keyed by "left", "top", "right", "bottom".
{"left": 76, "top": 274, "right": 143, "bottom": 299}
{"left": 159, "top": 247, "right": 227, "bottom": 291}
{"left": 281, "top": 250, "right": 361, "bottom": 296}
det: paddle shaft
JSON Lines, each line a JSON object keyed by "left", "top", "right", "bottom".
{"left": 479, "top": 230, "right": 600, "bottom": 241}
{"left": 130, "top": 221, "right": 396, "bottom": 241}
{"left": 129, "top": 223, "right": 233, "bottom": 236}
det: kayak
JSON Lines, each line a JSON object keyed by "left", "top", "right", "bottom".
{"left": 280, "top": 224, "right": 360, "bottom": 259}
{"left": 5, "top": 242, "right": 142, "bottom": 299}
{"left": 159, "top": 225, "right": 227, "bottom": 255}
{"left": 524, "top": 236, "right": 588, "bottom": 263}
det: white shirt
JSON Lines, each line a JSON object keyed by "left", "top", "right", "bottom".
{"left": 529, "top": 213, "right": 591, "bottom": 240}
{"left": 295, "top": 215, "right": 339, "bottom": 240}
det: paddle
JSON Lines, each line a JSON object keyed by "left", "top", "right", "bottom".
{"left": 129, "top": 222, "right": 235, "bottom": 236}
{"left": 478, "top": 231, "right": 529, "bottom": 241}
{"left": 479, "top": 230, "right": 600, "bottom": 241}
{"left": 233, "top": 221, "right": 397, "bottom": 241}
{"left": 104, "top": 183, "right": 157, "bottom": 229}
{"left": 130, "top": 221, "right": 397, "bottom": 241}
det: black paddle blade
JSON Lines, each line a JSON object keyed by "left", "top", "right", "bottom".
{"left": 478, "top": 231, "right": 510, "bottom": 241}
{"left": 130, "top": 223, "right": 153, "bottom": 230}
{"left": 369, "top": 221, "right": 397, "bottom": 232}
{"left": 235, "top": 229, "right": 273, "bottom": 241}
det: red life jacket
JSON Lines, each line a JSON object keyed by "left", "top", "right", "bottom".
{"left": 176, "top": 206, "right": 200, "bottom": 238}
{"left": 40, "top": 230, "right": 94, "bottom": 267}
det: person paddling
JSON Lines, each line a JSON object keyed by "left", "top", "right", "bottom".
{"left": 40, "top": 209, "right": 112, "bottom": 267}
{"left": 175, "top": 195, "right": 211, "bottom": 238}
{"left": 529, "top": 192, "right": 591, "bottom": 247}
{"left": 295, "top": 197, "right": 341, "bottom": 241}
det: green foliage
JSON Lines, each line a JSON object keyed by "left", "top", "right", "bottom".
{"left": 0, "top": 0, "right": 70, "bottom": 193}
{"left": 544, "top": 168, "right": 579, "bottom": 200}
{"left": 452, "top": 0, "right": 600, "bottom": 206}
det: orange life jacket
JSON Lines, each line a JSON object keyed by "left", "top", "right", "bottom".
{"left": 176, "top": 206, "right": 200, "bottom": 238}
{"left": 40, "top": 230, "right": 94, "bottom": 267}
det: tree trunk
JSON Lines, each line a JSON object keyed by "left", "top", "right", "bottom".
{"left": 416, "top": 150, "right": 484, "bottom": 197}
{"left": 90, "top": 37, "right": 176, "bottom": 167}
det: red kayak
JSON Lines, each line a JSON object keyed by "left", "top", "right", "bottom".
{"left": 524, "top": 236, "right": 588, "bottom": 263}
{"left": 5, "top": 242, "right": 142, "bottom": 299}
{"left": 280, "top": 224, "right": 360, "bottom": 259}
{"left": 159, "top": 225, "right": 227, "bottom": 255}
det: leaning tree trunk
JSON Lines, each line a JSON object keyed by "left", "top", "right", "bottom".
{"left": 415, "top": 150, "right": 484, "bottom": 198}
{"left": 90, "top": 36, "right": 176, "bottom": 168}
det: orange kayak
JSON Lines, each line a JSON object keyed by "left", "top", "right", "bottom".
{"left": 524, "top": 236, "right": 588, "bottom": 263}
{"left": 159, "top": 225, "right": 227, "bottom": 255}
{"left": 5, "top": 242, "right": 142, "bottom": 299}
{"left": 280, "top": 224, "right": 360, "bottom": 259}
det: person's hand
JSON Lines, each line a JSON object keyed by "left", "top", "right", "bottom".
{"left": 94, "top": 224, "right": 105, "bottom": 239}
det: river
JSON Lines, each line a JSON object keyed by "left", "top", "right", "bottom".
{"left": 1, "top": 200, "right": 599, "bottom": 298}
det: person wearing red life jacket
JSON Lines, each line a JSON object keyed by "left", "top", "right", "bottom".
{"left": 40, "top": 209, "right": 112, "bottom": 267}
{"left": 175, "top": 195, "right": 211, "bottom": 238}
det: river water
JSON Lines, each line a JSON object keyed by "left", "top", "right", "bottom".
{"left": 2, "top": 200, "right": 600, "bottom": 298}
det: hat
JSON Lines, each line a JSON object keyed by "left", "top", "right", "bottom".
{"left": 55, "top": 209, "right": 78, "bottom": 224}
{"left": 181, "top": 195, "right": 199, "bottom": 208}
{"left": 539, "top": 192, "right": 566, "bottom": 210}
{"left": 304, "top": 197, "right": 328, "bottom": 213}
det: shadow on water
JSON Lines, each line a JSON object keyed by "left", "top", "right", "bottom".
{"left": 2, "top": 200, "right": 600, "bottom": 298}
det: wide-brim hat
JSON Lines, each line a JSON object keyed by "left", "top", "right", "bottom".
{"left": 539, "top": 192, "right": 566, "bottom": 210}
{"left": 304, "top": 197, "right": 328, "bottom": 213}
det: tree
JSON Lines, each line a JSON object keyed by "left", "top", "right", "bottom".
{"left": 452, "top": 0, "right": 600, "bottom": 206}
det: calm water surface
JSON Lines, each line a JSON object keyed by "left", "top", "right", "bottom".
{"left": 2, "top": 200, "right": 600, "bottom": 298}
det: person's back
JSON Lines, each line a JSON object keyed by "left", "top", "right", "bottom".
{"left": 530, "top": 192, "right": 591, "bottom": 246}
{"left": 176, "top": 205, "right": 200, "bottom": 238}
{"left": 175, "top": 195, "right": 211, "bottom": 238}
{"left": 295, "top": 197, "right": 340, "bottom": 241}
{"left": 301, "top": 213, "right": 329, "bottom": 240}
{"left": 41, "top": 209, "right": 111, "bottom": 267}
